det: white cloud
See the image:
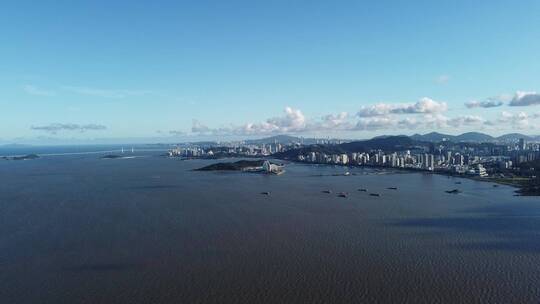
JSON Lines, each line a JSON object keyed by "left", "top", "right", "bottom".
{"left": 508, "top": 91, "right": 540, "bottom": 107}
{"left": 357, "top": 98, "right": 448, "bottom": 117}
{"left": 169, "top": 130, "right": 186, "bottom": 136}
{"left": 31, "top": 123, "right": 107, "bottom": 134}
{"left": 421, "top": 114, "right": 448, "bottom": 129}
{"left": 265, "top": 107, "right": 307, "bottom": 132}
{"left": 22, "top": 84, "right": 153, "bottom": 99}
{"left": 436, "top": 75, "right": 450, "bottom": 84}
{"left": 484, "top": 111, "right": 539, "bottom": 130}
{"left": 23, "top": 85, "right": 56, "bottom": 96}
{"left": 354, "top": 114, "right": 485, "bottom": 131}
{"left": 357, "top": 104, "right": 395, "bottom": 117}
{"left": 193, "top": 107, "right": 308, "bottom": 136}
{"left": 396, "top": 117, "right": 423, "bottom": 129}
{"left": 62, "top": 86, "right": 152, "bottom": 99}
{"left": 447, "top": 115, "right": 485, "bottom": 127}
{"left": 188, "top": 99, "right": 540, "bottom": 137}
{"left": 465, "top": 98, "right": 504, "bottom": 108}
{"left": 500, "top": 111, "right": 530, "bottom": 129}
{"left": 354, "top": 116, "right": 396, "bottom": 131}
{"left": 192, "top": 120, "right": 212, "bottom": 134}
{"left": 315, "top": 112, "right": 353, "bottom": 130}
{"left": 354, "top": 116, "right": 420, "bottom": 131}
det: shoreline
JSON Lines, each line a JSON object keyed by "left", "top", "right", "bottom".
{"left": 165, "top": 155, "right": 539, "bottom": 196}
{"left": 275, "top": 157, "right": 538, "bottom": 196}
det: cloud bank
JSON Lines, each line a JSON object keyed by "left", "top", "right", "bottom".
{"left": 465, "top": 91, "right": 540, "bottom": 108}
{"left": 192, "top": 107, "right": 309, "bottom": 136}
{"left": 465, "top": 99, "right": 504, "bottom": 108}
{"left": 189, "top": 92, "right": 540, "bottom": 136}
{"left": 26, "top": 88, "right": 539, "bottom": 138}
{"left": 357, "top": 98, "right": 447, "bottom": 117}
{"left": 484, "top": 111, "right": 540, "bottom": 130}
{"left": 31, "top": 123, "right": 107, "bottom": 134}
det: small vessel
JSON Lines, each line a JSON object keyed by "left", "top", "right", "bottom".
{"left": 358, "top": 188, "right": 368, "bottom": 192}
{"left": 493, "top": 184, "right": 499, "bottom": 188}
{"left": 344, "top": 172, "right": 351, "bottom": 176}
{"left": 338, "top": 192, "right": 348, "bottom": 198}
{"left": 455, "top": 182, "right": 462, "bottom": 184}
{"left": 445, "top": 189, "right": 461, "bottom": 194}
{"left": 322, "top": 190, "right": 332, "bottom": 194}
{"left": 261, "top": 191, "right": 270, "bottom": 195}
{"left": 370, "top": 193, "right": 380, "bottom": 197}
{"left": 387, "top": 187, "right": 398, "bottom": 190}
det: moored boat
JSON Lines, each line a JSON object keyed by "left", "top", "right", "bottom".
{"left": 445, "top": 189, "right": 461, "bottom": 194}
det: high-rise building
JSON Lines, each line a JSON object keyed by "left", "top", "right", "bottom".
{"left": 428, "top": 154, "right": 434, "bottom": 170}
{"left": 341, "top": 154, "right": 349, "bottom": 165}
{"left": 519, "top": 138, "right": 527, "bottom": 151}
{"left": 423, "top": 154, "right": 430, "bottom": 169}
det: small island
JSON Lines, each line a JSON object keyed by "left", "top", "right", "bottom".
{"left": 2, "top": 154, "right": 40, "bottom": 161}
{"left": 101, "top": 155, "right": 124, "bottom": 159}
{"left": 195, "top": 160, "right": 285, "bottom": 174}
{"left": 195, "top": 160, "right": 264, "bottom": 171}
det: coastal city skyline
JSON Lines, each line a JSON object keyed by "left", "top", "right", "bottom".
{"left": 4, "top": 2, "right": 540, "bottom": 303}
{"left": 151, "top": 130, "right": 539, "bottom": 198}
{"left": 2, "top": 1, "right": 540, "bottom": 144}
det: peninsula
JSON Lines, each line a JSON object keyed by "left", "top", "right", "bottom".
{"left": 195, "top": 160, "right": 285, "bottom": 174}
{"left": 195, "top": 160, "right": 265, "bottom": 171}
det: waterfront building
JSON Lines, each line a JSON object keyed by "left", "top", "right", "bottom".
{"left": 519, "top": 138, "right": 527, "bottom": 151}
{"left": 341, "top": 154, "right": 349, "bottom": 165}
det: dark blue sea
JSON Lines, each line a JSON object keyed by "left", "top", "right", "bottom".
{"left": 1, "top": 146, "right": 540, "bottom": 303}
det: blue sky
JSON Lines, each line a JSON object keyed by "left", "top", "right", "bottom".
{"left": 1, "top": 1, "right": 540, "bottom": 143}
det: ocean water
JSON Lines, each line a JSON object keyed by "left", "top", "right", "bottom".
{"left": 1, "top": 148, "right": 540, "bottom": 303}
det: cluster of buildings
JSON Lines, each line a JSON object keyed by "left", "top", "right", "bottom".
{"left": 297, "top": 150, "right": 491, "bottom": 176}
{"left": 167, "top": 141, "right": 294, "bottom": 158}
{"left": 296, "top": 138, "right": 540, "bottom": 177}
{"left": 167, "top": 146, "right": 211, "bottom": 157}
{"left": 167, "top": 136, "right": 539, "bottom": 178}
{"left": 510, "top": 139, "right": 540, "bottom": 164}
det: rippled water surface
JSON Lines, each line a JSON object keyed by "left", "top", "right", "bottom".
{"left": 1, "top": 150, "right": 540, "bottom": 303}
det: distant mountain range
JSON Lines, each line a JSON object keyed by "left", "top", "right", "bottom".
{"left": 248, "top": 132, "right": 538, "bottom": 146}
{"left": 410, "top": 132, "right": 539, "bottom": 143}
{"left": 245, "top": 135, "right": 304, "bottom": 145}
{"left": 273, "top": 133, "right": 534, "bottom": 160}
{"left": 245, "top": 135, "right": 336, "bottom": 145}
{"left": 274, "top": 136, "right": 424, "bottom": 160}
